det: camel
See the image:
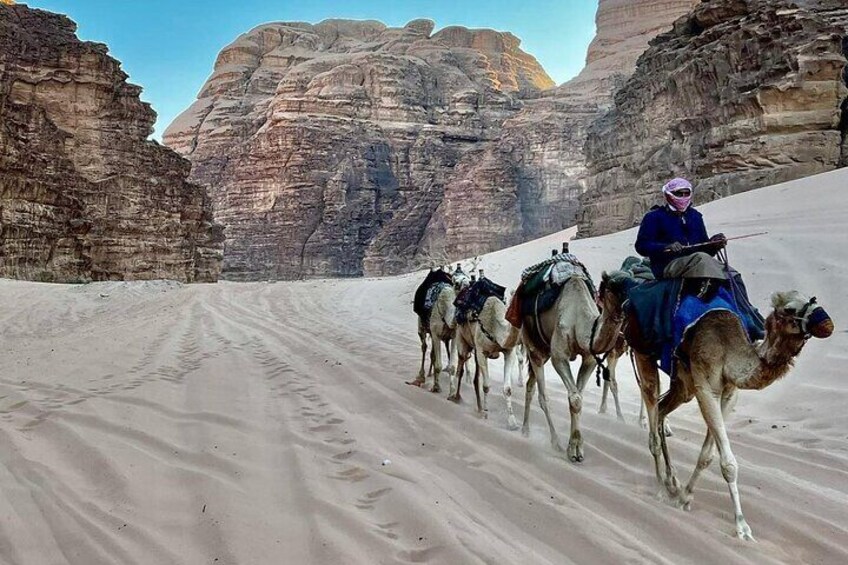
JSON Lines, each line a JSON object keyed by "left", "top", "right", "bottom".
{"left": 628, "top": 290, "right": 833, "bottom": 540}
{"left": 410, "top": 273, "right": 468, "bottom": 393}
{"left": 521, "top": 271, "right": 633, "bottom": 462}
{"left": 449, "top": 292, "right": 522, "bottom": 430}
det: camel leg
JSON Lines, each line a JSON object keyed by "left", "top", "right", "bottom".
{"left": 680, "top": 389, "right": 736, "bottom": 511}
{"left": 446, "top": 336, "right": 457, "bottom": 378}
{"left": 448, "top": 339, "right": 470, "bottom": 402}
{"left": 416, "top": 329, "right": 428, "bottom": 383}
{"left": 531, "top": 359, "right": 564, "bottom": 453}
{"left": 515, "top": 344, "right": 527, "bottom": 388}
{"left": 521, "top": 364, "right": 537, "bottom": 437}
{"left": 600, "top": 353, "right": 625, "bottom": 422}
{"left": 549, "top": 354, "right": 591, "bottom": 462}
{"left": 694, "top": 385, "right": 753, "bottom": 540}
{"left": 430, "top": 336, "right": 442, "bottom": 394}
{"left": 657, "top": 379, "right": 689, "bottom": 498}
{"left": 473, "top": 348, "right": 488, "bottom": 418}
{"left": 502, "top": 348, "right": 520, "bottom": 430}
{"left": 634, "top": 354, "right": 665, "bottom": 487}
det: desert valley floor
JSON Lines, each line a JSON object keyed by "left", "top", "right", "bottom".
{"left": 1, "top": 170, "right": 847, "bottom": 564}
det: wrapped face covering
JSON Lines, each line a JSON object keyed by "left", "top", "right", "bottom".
{"left": 663, "top": 178, "right": 693, "bottom": 212}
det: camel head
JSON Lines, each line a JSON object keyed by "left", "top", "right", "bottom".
{"left": 598, "top": 270, "right": 637, "bottom": 321}
{"left": 768, "top": 291, "right": 833, "bottom": 341}
{"left": 452, "top": 271, "right": 471, "bottom": 292}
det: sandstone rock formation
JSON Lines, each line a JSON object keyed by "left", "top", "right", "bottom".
{"left": 0, "top": 4, "right": 223, "bottom": 282}
{"left": 579, "top": 0, "right": 848, "bottom": 237}
{"left": 165, "top": 19, "right": 556, "bottom": 279}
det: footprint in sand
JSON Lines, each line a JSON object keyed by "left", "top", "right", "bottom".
{"left": 375, "top": 522, "right": 400, "bottom": 540}
{"left": 397, "top": 546, "right": 442, "bottom": 563}
{"left": 325, "top": 437, "right": 356, "bottom": 446}
{"left": 332, "top": 450, "right": 356, "bottom": 461}
{"left": 331, "top": 466, "right": 369, "bottom": 483}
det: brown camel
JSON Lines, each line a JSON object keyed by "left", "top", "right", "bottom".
{"left": 450, "top": 294, "right": 522, "bottom": 429}
{"left": 522, "top": 271, "right": 632, "bottom": 462}
{"left": 628, "top": 290, "right": 833, "bottom": 540}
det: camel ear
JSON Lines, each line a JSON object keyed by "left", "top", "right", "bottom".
{"left": 601, "top": 271, "right": 610, "bottom": 283}
{"left": 771, "top": 291, "right": 791, "bottom": 310}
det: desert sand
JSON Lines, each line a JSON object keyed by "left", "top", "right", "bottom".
{"left": 1, "top": 169, "right": 846, "bottom": 564}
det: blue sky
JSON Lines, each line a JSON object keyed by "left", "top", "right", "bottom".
{"left": 27, "top": 0, "right": 598, "bottom": 139}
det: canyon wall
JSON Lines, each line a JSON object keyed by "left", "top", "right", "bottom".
{"left": 166, "top": 3, "right": 696, "bottom": 279}
{"left": 0, "top": 4, "right": 223, "bottom": 282}
{"left": 579, "top": 0, "right": 848, "bottom": 237}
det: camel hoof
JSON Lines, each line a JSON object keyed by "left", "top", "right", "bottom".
{"left": 681, "top": 500, "right": 693, "bottom": 512}
{"left": 446, "top": 394, "right": 461, "bottom": 404}
{"left": 430, "top": 384, "right": 441, "bottom": 394}
{"left": 665, "top": 476, "right": 681, "bottom": 498}
{"left": 598, "top": 405, "right": 607, "bottom": 415}
{"left": 616, "top": 415, "right": 626, "bottom": 424}
{"left": 478, "top": 410, "right": 489, "bottom": 420}
{"left": 521, "top": 426, "right": 530, "bottom": 438}
{"left": 736, "top": 519, "right": 755, "bottom": 542}
{"left": 568, "top": 445, "right": 584, "bottom": 463}
{"left": 507, "top": 416, "right": 519, "bottom": 431}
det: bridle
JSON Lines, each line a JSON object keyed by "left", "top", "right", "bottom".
{"left": 790, "top": 296, "right": 820, "bottom": 339}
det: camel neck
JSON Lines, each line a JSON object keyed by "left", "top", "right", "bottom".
{"left": 590, "top": 307, "right": 622, "bottom": 354}
{"left": 737, "top": 331, "right": 803, "bottom": 390}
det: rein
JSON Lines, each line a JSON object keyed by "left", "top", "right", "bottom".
{"left": 589, "top": 314, "right": 611, "bottom": 387}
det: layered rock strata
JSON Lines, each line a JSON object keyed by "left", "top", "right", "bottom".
{"left": 167, "top": 5, "right": 697, "bottom": 279}
{"left": 494, "top": 0, "right": 701, "bottom": 247}
{"left": 0, "top": 4, "right": 223, "bottom": 282}
{"left": 165, "top": 19, "right": 557, "bottom": 279}
{"left": 580, "top": 0, "right": 848, "bottom": 237}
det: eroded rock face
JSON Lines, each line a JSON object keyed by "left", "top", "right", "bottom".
{"left": 0, "top": 4, "right": 223, "bottom": 282}
{"left": 165, "top": 19, "right": 556, "bottom": 279}
{"left": 580, "top": 0, "right": 848, "bottom": 237}
{"left": 490, "top": 0, "right": 701, "bottom": 238}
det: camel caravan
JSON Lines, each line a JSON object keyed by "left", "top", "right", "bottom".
{"left": 410, "top": 178, "right": 834, "bottom": 540}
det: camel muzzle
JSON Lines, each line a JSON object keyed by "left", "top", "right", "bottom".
{"left": 804, "top": 306, "right": 833, "bottom": 339}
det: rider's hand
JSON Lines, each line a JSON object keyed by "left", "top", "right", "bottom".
{"left": 710, "top": 233, "right": 727, "bottom": 249}
{"left": 664, "top": 242, "right": 684, "bottom": 254}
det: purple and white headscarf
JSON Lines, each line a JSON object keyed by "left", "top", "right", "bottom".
{"left": 662, "top": 178, "right": 693, "bottom": 212}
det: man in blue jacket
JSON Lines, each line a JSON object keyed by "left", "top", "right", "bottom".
{"left": 635, "top": 177, "right": 764, "bottom": 338}
{"left": 636, "top": 178, "right": 726, "bottom": 284}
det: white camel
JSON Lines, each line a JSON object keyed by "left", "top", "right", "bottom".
{"left": 410, "top": 273, "right": 468, "bottom": 393}
{"left": 450, "top": 291, "right": 522, "bottom": 429}
{"left": 522, "top": 271, "right": 632, "bottom": 462}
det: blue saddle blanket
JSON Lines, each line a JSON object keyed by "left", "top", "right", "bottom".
{"left": 662, "top": 286, "right": 750, "bottom": 375}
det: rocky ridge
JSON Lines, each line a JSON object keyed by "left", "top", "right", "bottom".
{"left": 0, "top": 4, "right": 223, "bottom": 282}
{"left": 166, "top": 3, "right": 697, "bottom": 279}
{"left": 491, "top": 0, "right": 701, "bottom": 249}
{"left": 165, "top": 19, "right": 557, "bottom": 279}
{"left": 579, "top": 0, "right": 848, "bottom": 237}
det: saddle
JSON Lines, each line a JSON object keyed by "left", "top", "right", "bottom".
{"left": 621, "top": 256, "right": 763, "bottom": 377}
{"left": 506, "top": 253, "right": 596, "bottom": 329}
{"left": 454, "top": 277, "right": 506, "bottom": 324}
{"left": 413, "top": 270, "right": 453, "bottom": 317}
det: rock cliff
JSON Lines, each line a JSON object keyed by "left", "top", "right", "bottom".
{"left": 580, "top": 0, "right": 848, "bottom": 237}
{"left": 0, "top": 4, "right": 223, "bottom": 282}
{"left": 165, "top": 19, "right": 556, "bottom": 279}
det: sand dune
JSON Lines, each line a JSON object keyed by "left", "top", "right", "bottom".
{"left": 1, "top": 169, "right": 846, "bottom": 564}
